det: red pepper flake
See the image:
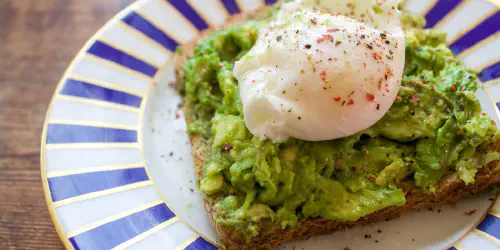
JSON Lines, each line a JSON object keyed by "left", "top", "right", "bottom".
{"left": 440, "top": 159, "right": 444, "bottom": 166}
{"left": 367, "top": 175, "right": 376, "bottom": 181}
{"left": 450, "top": 86, "right": 457, "bottom": 92}
{"left": 351, "top": 166, "right": 357, "bottom": 172}
{"left": 316, "top": 38, "right": 324, "bottom": 44}
{"left": 320, "top": 70, "right": 326, "bottom": 77}
{"left": 335, "top": 162, "right": 344, "bottom": 168}
{"left": 366, "top": 93, "right": 375, "bottom": 102}
{"left": 333, "top": 97, "right": 341, "bottom": 102}
{"left": 363, "top": 62, "right": 367, "bottom": 68}
{"left": 252, "top": 80, "right": 256, "bottom": 83}
{"left": 386, "top": 67, "right": 394, "bottom": 77}
{"left": 322, "top": 34, "right": 333, "bottom": 40}
{"left": 347, "top": 99, "right": 354, "bottom": 105}
{"left": 464, "top": 209, "right": 477, "bottom": 216}
{"left": 222, "top": 143, "right": 233, "bottom": 151}
{"left": 411, "top": 95, "right": 420, "bottom": 102}
{"left": 372, "top": 52, "right": 383, "bottom": 60}
{"left": 175, "top": 113, "right": 180, "bottom": 119}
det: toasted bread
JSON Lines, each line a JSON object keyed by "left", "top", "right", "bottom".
{"left": 175, "top": 9, "right": 500, "bottom": 250}
{"left": 181, "top": 107, "right": 500, "bottom": 250}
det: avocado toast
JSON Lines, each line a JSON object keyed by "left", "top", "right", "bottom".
{"left": 175, "top": 6, "right": 500, "bottom": 250}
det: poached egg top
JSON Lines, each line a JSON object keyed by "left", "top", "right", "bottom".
{"left": 233, "top": 0, "right": 405, "bottom": 142}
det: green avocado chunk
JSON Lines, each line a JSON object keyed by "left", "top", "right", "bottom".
{"left": 180, "top": 10, "right": 499, "bottom": 242}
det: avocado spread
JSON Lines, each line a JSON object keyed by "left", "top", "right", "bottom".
{"left": 180, "top": 10, "right": 500, "bottom": 241}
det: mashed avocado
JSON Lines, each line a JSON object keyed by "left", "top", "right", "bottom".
{"left": 180, "top": 11, "right": 499, "bottom": 241}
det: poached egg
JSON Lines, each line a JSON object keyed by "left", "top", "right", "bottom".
{"left": 233, "top": 0, "right": 405, "bottom": 142}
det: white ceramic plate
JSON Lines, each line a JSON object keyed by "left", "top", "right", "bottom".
{"left": 41, "top": 0, "right": 500, "bottom": 249}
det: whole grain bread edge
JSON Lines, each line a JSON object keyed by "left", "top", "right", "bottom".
{"left": 175, "top": 9, "right": 500, "bottom": 250}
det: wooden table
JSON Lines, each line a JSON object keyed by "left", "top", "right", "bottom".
{"left": 0, "top": 1, "right": 134, "bottom": 248}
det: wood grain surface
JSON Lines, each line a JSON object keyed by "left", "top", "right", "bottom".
{"left": 0, "top": 1, "right": 134, "bottom": 249}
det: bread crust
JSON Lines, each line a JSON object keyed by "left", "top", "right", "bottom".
{"left": 175, "top": 10, "right": 500, "bottom": 250}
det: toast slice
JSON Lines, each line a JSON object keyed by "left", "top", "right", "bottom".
{"left": 175, "top": 8, "right": 500, "bottom": 250}
{"left": 188, "top": 129, "right": 500, "bottom": 250}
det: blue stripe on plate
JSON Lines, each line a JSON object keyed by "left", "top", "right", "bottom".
{"left": 447, "top": 247, "right": 458, "bottom": 250}
{"left": 166, "top": 0, "right": 209, "bottom": 31}
{"left": 449, "top": 11, "right": 500, "bottom": 55}
{"left": 48, "top": 168, "right": 149, "bottom": 202}
{"left": 122, "top": 11, "right": 179, "bottom": 52}
{"left": 69, "top": 203, "right": 175, "bottom": 250}
{"left": 185, "top": 237, "right": 217, "bottom": 250}
{"left": 477, "top": 214, "right": 500, "bottom": 240}
{"left": 60, "top": 78, "right": 142, "bottom": 108}
{"left": 46, "top": 124, "right": 137, "bottom": 144}
{"left": 264, "top": 0, "right": 278, "bottom": 5}
{"left": 87, "top": 41, "right": 158, "bottom": 77}
{"left": 220, "top": 0, "right": 241, "bottom": 15}
{"left": 479, "top": 61, "right": 500, "bottom": 82}
{"left": 424, "top": 0, "right": 463, "bottom": 28}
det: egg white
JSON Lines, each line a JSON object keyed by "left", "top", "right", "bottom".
{"left": 234, "top": 0, "right": 405, "bottom": 142}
